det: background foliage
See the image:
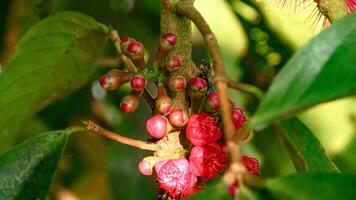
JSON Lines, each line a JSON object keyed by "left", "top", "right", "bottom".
{"left": 0, "top": 0, "right": 355, "bottom": 199}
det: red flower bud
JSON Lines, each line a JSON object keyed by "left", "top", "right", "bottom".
{"left": 204, "top": 92, "right": 220, "bottom": 112}
{"left": 160, "top": 33, "right": 176, "bottom": 52}
{"left": 130, "top": 74, "right": 146, "bottom": 91}
{"left": 168, "top": 76, "right": 186, "bottom": 92}
{"left": 186, "top": 113, "right": 222, "bottom": 146}
{"left": 156, "top": 96, "right": 172, "bottom": 115}
{"left": 190, "top": 77, "right": 208, "bottom": 92}
{"left": 163, "top": 33, "right": 177, "bottom": 45}
{"left": 189, "top": 143, "right": 228, "bottom": 180}
{"left": 125, "top": 41, "right": 146, "bottom": 69}
{"left": 99, "top": 70, "right": 132, "bottom": 90}
{"left": 228, "top": 181, "right": 238, "bottom": 196}
{"left": 120, "top": 94, "right": 140, "bottom": 113}
{"left": 232, "top": 108, "right": 247, "bottom": 131}
{"left": 154, "top": 158, "right": 198, "bottom": 199}
{"left": 120, "top": 37, "right": 135, "bottom": 55}
{"left": 166, "top": 56, "right": 181, "bottom": 72}
{"left": 138, "top": 159, "right": 153, "bottom": 176}
{"left": 146, "top": 115, "right": 171, "bottom": 139}
{"left": 241, "top": 155, "right": 260, "bottom": 176}
{"left": 169, "top": 109, "right": 188, "bottom": 127}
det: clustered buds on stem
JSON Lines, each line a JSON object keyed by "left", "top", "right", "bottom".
{"left": 98, "top": 30, "right": 257, "bottom": 199}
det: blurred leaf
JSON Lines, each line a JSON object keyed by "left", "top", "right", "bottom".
{"left": 277, "top": 117, "right": 339, "bottom": 172}
{"left": 189, "top": 182, "right": 231, "bottom": 200}
{"left": 0, "top": 127, "right": 80, "bottom": 199}
{"left": 240, "top": 186, "right": 275, "bottom": 200}
{"left": 0, "top": 11, "right": 108, "bottom": 152}
{"left": 252, "top": 13, "right": 356, "bottom": 126}
{"left": 267, "top": 173, "right": 356, "bottom": 200}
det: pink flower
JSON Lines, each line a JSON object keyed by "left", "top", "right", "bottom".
{"left": 189, "top": 143, "right": 228, "bottom": 180}
{"left": 154, "top": 158, "right": 198, "bottom": 199}
{"left": 186, "top": 113, "right": 222, "bottom": 146}
{"left": 232, "top": 108, "right": 247, "bottom": 131}
{"left": 346, "top": 0, "right": 356, "bottom": 12}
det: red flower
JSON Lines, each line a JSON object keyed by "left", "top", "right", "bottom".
{"left": 232, "top": 108, "right": 247, "bottom": 131}
{"left": 346, "top": 0, "right": 356, "bottom": 12}
{"left": 189, "top": 143, "right": 228, "bottom": 180}
{"left": 154, "top": 158, "right": 198, "bottom": 199}
{"left": 186, "top": 113, "right": 222, "bottom": 146}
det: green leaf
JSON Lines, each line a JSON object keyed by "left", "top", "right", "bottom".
{"left": 189, "top": 182, "right": 231, "bottom": 200}
{"left": 0, "top": 11, "right": 108, "bottom": 152}
{"left": 267, "top": 173, "right": 356, "bottom": 200}
{"left": 0, "top": 127, "right": 81, "bottom": 199}
{"left": 277, "top": 117, "right": 339, "bottom": 172}
{"left": 240, "top": 186, "right": 275, "bottom": 200}
{"left": 252, "top": 13, "right": 356, "bottom": 126}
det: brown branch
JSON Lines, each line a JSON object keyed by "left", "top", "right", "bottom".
{"left": 83, "top": 120, "right": 158, "bottom": 151}
{"left": 227, "top": 80, "right": 264, "bottom": 100}
{"left": 176, "top": 1, "right": 236, "bottom": 154}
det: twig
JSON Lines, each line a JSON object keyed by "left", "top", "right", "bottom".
{"left": 83, "top": 120, "right": 158, "bottom": 151}
{"left": 176, "top": 1, "right": 236, "bottom": 158}
{"left": 227, "top": 80, "right": 264, "bottom": 100}
{"left": 96, "top": 57, "right": 121, "bottom": 68}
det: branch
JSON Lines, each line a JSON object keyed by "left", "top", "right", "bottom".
{"left": 95, "top": 57, "right": 120, "bottom": 68}
{"left": 176, "top": 1, "right": 236, "bottom": 151}
{"left": 227, "top": 80, "right": 264, "bottom": 100}
{"left": 83, "top": 120, "right": 158, "bottom": 151}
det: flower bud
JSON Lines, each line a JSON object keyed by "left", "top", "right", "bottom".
{"left": 130, "top": 74, "right": 146, "bottom": 91}
{"left": 159, "top": 33, "right": 176, "bottom": 52}
{"left": 126, "top": 41, "right": 146, "bottom": 69}
{"left": 190, "top": 77, "right": 208, "bottom": 93}
{"left": 138, "top": 159, "right": 153, "bottom": 176}
{"left": 99, "top": 70, "right": 132, "bottom": 90}
{"left": 168, "top": 76, "right": 186, "bottom": 92}
{"left": 166, "top": 55, "right": 181, "bottom": 72}
{"left": 120, "top": 36, "right": 135, "bottom": 54}
{"left": 186, "top": 113, "right": 222, "bottom": 146}
{"left": 120, "top": 94, "right": 140, "bottom": 113}
{"left": 169, "top": 109, "right": 188, "bottom": 128}
{"left": 155, "top": 84, "right": 172, "bottom": 115}
{"left": 232, "top": 108, "right": 247, "bottom": 131}
{"left": 204, "top": 92, "right": 220, "bottom": 113}
{"left": 241, "top": 155, "right": 260, "bottom": 176}
{"left": 154, "top": 158, "right": 198, "bottom": 199}
{"left": 146, "top": 115, "right": 171, "bottom": 139}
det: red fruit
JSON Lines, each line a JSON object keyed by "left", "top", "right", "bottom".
{"left": 120, "top": 94, "right": 139, "bottom": 113}
{"left": 168, "top": 109, "right": 188, "bottom": 127}
{"left": 241, "top": 155, "right": 260, "bottom": 176}
{"left": 130, "top": 74, "right": 146, "bottom": 91}
{"left": 162, "top": 33, "right": 177, "bottom": 45}
{"left": 168, "top": 76, "right": 186, "bottom": 92}
{"left": 138, "top": 159, "right": 153, "bottom": 176}
{"left": 189, "top": 143, "right": 228, "bottom": 181}
{"left": 232, "top": 108, "right": 247, "bottom": 131}
{"left": 146, "top": 115, "right": 171, "bottom": 139}
{"left": 186, "top": 113, "right": 222, "bottom": 146}
{"left": 154, "top": 158, "right": 198, "bottom": 199}
{"left": 190, "top": 77, "right": 208, "bottom": 92}
{"left": 166, "top": 56, "right": 181, "bottom": 72}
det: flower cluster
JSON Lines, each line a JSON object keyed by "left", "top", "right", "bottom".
{"left": 99, "top": 31, "right": 259, "bottom": 199}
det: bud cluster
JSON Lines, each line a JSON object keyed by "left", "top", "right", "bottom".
{"left": 98, "top": 31, "right": 259, "bottom": 199}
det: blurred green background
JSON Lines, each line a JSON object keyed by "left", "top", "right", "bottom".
{"left": 0, "top": 0, "right": 355, "bottom": 199}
